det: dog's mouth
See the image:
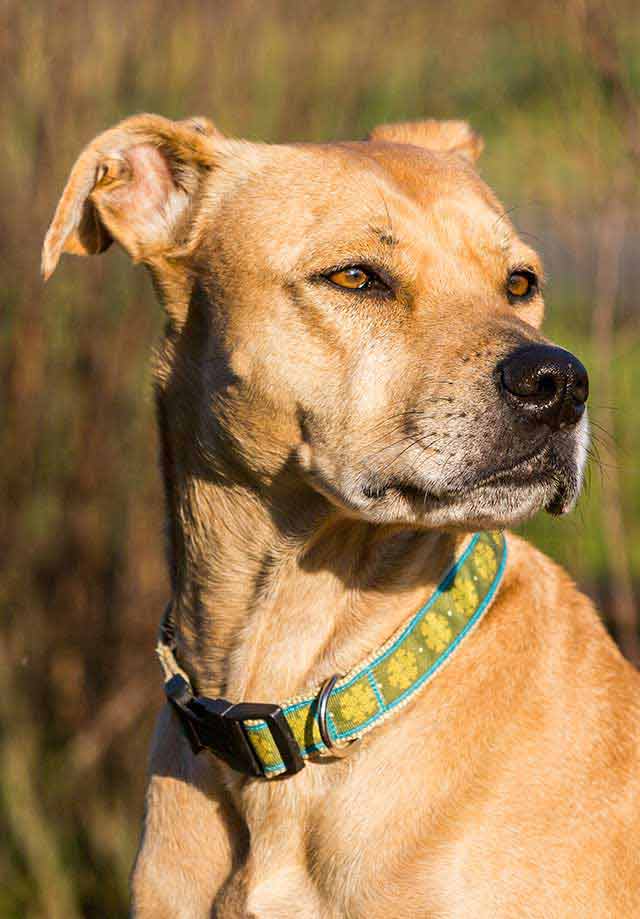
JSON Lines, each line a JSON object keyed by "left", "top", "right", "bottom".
{"left": 360, "top": 434, "right": 583, "bottom": 524}
{"left": 366, "top": 441, "right": 551, "bottom": 500}
{"left": 303, "top": 414, "right": 587, "bottom": 530}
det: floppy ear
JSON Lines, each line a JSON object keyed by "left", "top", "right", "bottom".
{"left": 368, "top": 119, "right": 483, "bottom": 164}
{"left": 42, "top": 114, "right": 221, "bottom": 280}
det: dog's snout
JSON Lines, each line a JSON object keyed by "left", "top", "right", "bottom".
{"left": 498, "top": 345, "right": 589, "bottom": 429}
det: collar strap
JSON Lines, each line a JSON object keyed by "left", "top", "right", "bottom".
{"left": 157, "top": 530, "right": 507, "bottom": 779}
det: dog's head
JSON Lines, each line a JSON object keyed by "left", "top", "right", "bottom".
{"left": 43, "top": 114, "right": 588, "bottom": 531}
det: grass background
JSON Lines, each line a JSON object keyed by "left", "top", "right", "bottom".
{"left": 2, "top": 1, "right": 639, "bottom": 914}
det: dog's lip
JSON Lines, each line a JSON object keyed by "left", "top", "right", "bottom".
{"left": 384, "top": 440, "right": 552, "bottom": 503}
{"left": 455, "top": 440, "right": 553, "bottom": 490}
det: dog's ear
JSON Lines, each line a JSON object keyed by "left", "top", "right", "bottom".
{"left": 368, "top": 119, "right": 483, "bottom": 164}
{"left": 42, "top": 114, "right": 222, "bottom": 280}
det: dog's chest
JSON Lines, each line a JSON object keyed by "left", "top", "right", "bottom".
{"left": 220, "top": 722, "right": 452, "bottom": 918}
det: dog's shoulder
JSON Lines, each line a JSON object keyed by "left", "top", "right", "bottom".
{"left": 501, "top": 531, "right": 640, "bottom": 714}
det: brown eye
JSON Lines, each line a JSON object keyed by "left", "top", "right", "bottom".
{"left": 507, "top": 270, "right": 537, "bottom": 301}
{"left": 320, "top": 263, "right": 391, "bottom": 296}
{"left": 328, "top": 267, "right": 371, "bottom": 289}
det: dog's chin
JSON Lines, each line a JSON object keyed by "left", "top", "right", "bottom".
{"left": 371, "top": 475, "right": 579, "bottom": 531}
{"left": 323, "top": 448, "right": 585, "bottom": 532}
{"left": 310, "top": 467, "right": 581, "bottom": 532}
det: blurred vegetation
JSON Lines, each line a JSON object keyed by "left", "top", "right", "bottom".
{"left": 1, "top": 0, "right": 639, "bottom": 914}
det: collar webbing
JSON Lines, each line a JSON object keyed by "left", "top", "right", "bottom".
{"left": 157, "top": 530, "right": 507, "bottom": 778}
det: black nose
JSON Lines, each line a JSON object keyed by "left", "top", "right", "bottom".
{"left": 498, "top": 345, "right": 589, "bottom": 429}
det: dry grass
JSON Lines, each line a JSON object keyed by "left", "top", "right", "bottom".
{"left": 1, "top": 1, "right": 639, "bottom": 913}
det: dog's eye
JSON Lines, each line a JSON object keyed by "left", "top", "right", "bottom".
{"left": 326, "top": 266, "right": 387, "bottom": 292}
{"left": 507, "top": 270, "right": 538, "bottom": 301}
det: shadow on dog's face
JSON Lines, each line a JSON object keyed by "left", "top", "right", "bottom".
{"left": 197, "top": 129, "right": 588, "bottom": 532}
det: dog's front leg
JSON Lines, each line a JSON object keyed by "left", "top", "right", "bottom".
{"left": 131, "top": 704, "right": 247, "bottom": 918}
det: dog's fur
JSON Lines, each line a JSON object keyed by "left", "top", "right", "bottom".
{"left": 44, "top": 115, "right": 640, "bottom": 917}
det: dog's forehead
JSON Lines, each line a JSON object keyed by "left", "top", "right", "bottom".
{"left": 203, "top": 139, "right": 530, "bottom": 274}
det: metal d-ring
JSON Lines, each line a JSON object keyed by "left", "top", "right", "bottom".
{"left": 316, "top": 673, "right": 354, "bottom": 757}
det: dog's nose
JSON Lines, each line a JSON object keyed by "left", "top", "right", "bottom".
{"left": 498, "top": 345, "right": 589, "bottom": 429}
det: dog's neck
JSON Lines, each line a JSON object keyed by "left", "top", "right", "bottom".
{"left": 168, "top": 466, "right": 462, "bottom": 705}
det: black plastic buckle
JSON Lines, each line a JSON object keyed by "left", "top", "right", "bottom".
{"left": 165, "top": 674, "right": 305, "bottom": 777}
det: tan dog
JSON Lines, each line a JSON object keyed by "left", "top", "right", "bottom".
{"left": 43, "top": 115, "right": 640, "bottom": 918}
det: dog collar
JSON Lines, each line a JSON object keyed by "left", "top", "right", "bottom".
{"left": 157, "top": 530, "right": 507, "bottom": 779}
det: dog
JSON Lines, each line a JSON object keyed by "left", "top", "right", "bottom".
{"left": 43, "top": 115, "right": 640, "bottom": 918}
